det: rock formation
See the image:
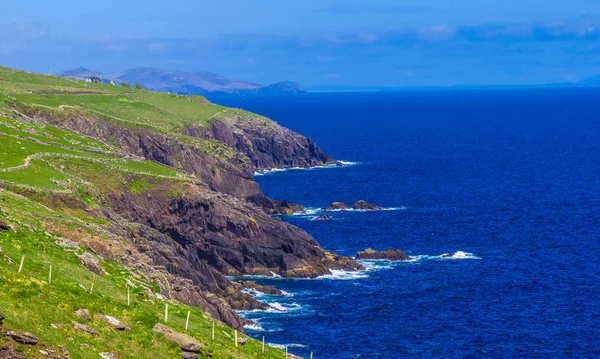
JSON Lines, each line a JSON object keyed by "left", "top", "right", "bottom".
{"left": 356, "top": 248, "right": 412, "bottom": 261}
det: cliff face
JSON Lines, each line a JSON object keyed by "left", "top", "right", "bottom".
{"left": 187, "top": 112, "right": 336, "bottom": 170}
{"left": 9, "top": 94, "right": 357, "bottom": 332}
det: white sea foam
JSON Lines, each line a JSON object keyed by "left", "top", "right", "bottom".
{"left": 267, "top": 343, "right": 308, "bottom": 349}
{"left": 316, "top": 269, "right": 369, "bottom": 280}
{"left": 437, "top": 251, "right": 481, "bottom": 260}
{"left": 243, "top": 322, "right": 264, "bottom": 331}
{"left": 254, "top": 161, "right": 360, "bottom": 176}
{"left": 288, "top": 206, "right": 407, "bottom": 219}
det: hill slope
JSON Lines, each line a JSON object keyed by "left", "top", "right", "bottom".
{"left": 0, "top": 67, "right": 359, "bottom": 358}
{"left": 59, "top": 67, "right": 307, "bottom": 96}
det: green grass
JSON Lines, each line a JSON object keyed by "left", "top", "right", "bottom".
{"left": 0, "top": 230, "right": 286, "bottom": 359}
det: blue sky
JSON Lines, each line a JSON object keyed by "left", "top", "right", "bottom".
{"left": 3, "top": 0, "right": 600, "bottom": 87}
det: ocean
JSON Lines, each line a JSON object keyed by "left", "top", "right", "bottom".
{"left": 214, "top": 89, "right": 600, "bottom": 358}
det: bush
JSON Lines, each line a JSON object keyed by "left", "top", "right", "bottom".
{"left": 135, "top": 83, "right": 143, "bottom": 90}
{"left": 121, "top": 82, "right": 131, "bottom": 88}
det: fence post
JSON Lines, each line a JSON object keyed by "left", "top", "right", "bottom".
{"left": 235, "top": 330, "right": 238, "bottom": 347}
{"left": 285, "top": 345, "right": 288, "bottom": 359}
{"left": 18, "top": 255, "right": 24, "bottom": 273}
{"left": 212, "top": 322, "right": 215, "bottom": 340}
{"left": 164, "top": 303, "right": 169, "bottom": 323}
{"left": 89, "top": 275, "right": 95, "bottom": 294}
{"left": 127, "top": 286, "right": 130, "bottom": 306}
{"left": 262, "top": 336, "right": 265, "bottom": 353}
{"left": 185, "top": 311, "right": 190, "bottom": 330}
{"left": 48, "top": 265, "right": 52, "bottom": 284}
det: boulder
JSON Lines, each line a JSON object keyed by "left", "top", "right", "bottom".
{"left": 353, "top": 200, "right": 382, "bottom": 210}
{"left": 356, "top": 248, "right": 412, "bottom": 261}
{"left": 181, "top": 352, "right": 198, "bottom": 359}
{"left": 312, "top": 214, "right": 331, "bottom": 221}
{"left": 0, "top": 220, "right": 12, "bottom": 231}
{"left": 72, "top": 321, "right": 98, "bottom": 335}
{"left": 6, "top": 331, "right": 39, "bottom": 345}
{"left": 98, "top": 314, "right": 129, "bottom": 331}
{"left": 74, "top": 308, "right": 91, "bottom": 321}
{"left": 77, "top": 252, "right": 102, "bottom": 276}
{"left": 237, "top": 281, "right": 282, "bottom": 296}
{"left": 323, "top": 202, "right": 351, "bottom": 211}
{"left": 237, "top": 338, "right": 248, "bottom": 346}
{"left": 153, "top": 323, "right": 204, "bottom": 353}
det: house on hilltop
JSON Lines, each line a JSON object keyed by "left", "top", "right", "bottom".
{"left": 86, "top": 77, "right": 102, "bottom": 84}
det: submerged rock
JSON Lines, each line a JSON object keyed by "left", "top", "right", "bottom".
{"left": 356, "top": 248, "right": 412, "bottom": 261}
{"left": 323, "top": 202, "right": 351, "bottom": 211}
{"left": 353, "top": 200, "right": 382, "bottom": 210}
{"left": 312, "top": 214, "right": 331, "bottom": 221}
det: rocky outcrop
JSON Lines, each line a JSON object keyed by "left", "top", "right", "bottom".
{"left": 247, "top": 196, "right": 304, "bottom": 215}
{"left": 74, "top": 308, "right": 91, "bottom": 321}
{"left": 186, "top": 112, "right": 335, "bottom": 171}
{"left": 97, "top": 314, "right": 129, "bottom": 331}
{"left": 72, "top": 321, "right": 98, "bottom": 335}
{"left": 6, "top": 331, "right": 39, "bottom": 345}
{"left": 77, "top": 252, "right": 102, "bottom": 276}
{"left": 0, "top": 220, "right": 13, "bottom": 231}
{"left": 234, "top": 281, "right": 283, "bottom": 296}
{"left": 356, "top": 248, "right": 412, "bottom": 261}
{"left": 323, "top": 202, "right": 351, "bottom": 211}
{"left": 107, "top": 181, "right": 361, "bottom": 278}
{"left": 153, "top": 323, "right": 205, "bottom": 353}
{"left": 353, "top": 200, "right": 382, "bottom": 210}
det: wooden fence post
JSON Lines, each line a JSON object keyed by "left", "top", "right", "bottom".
{"left": 262, "top": 336, "right": 265, "bottom": 353}
{"left": 234, "top": 330, "right": 238, "bottom": 347}
{"left": 164, "top": 303, "right": 169, "bottom": 323}
{"left": 285, "top": 345, "right": 288, "bottom": 359}
{"left": 18, "top": 255, "right": 24, "bottom": 273}
{"left": 127, "top": 286, "right": 130, "bottom": 306}
{"left": 48, "top": 264, "right": 52, "bottom": 284}
{"left": 212, "top": 322, "right": 215, "bottom": 340}
{"left": 185, "top": 311, "right": 190, "bottom": 330}
{"left": 89, "top": 275, "right": 95, "bottom": 294}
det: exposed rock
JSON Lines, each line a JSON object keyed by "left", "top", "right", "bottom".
{"left": 74, "top": 308, "right": 91, "bottom": 321}
{"left": 72, "top": 321, "right": 98, "bottom": 335}
{"left": 323, "top": 202, "right": 351, "bottom": 211}
{"left": 247, "top": 197, "right": 304, "bottom": 216}
{"left": 222, "top": 330, "right": 231, "bottom": 338}
{"left": 203, "top": 353, "right": 213, "bottom": 358}
{"left": 76, "top": 252, "right": 102, "bottom": 276}
{"left": 153, "top": 323, "right": 204, "bottom": 353}
{"left": 235, "top": 281, "right": 282, "bottom": 296}
{"left": 99, "top": 353, "right": 120, "bottom": 359}
{"left": 0, "top": 220, "right": 12, "bottom": 231}
{"left": 6, "top": 331, "right": 39, "bottom": 345}
{"left": 0, "top": 312, "right": 4, "bottom": 325}
{"left": 312, "top": 214, "right": 331, "bottom": 221}
{"left": 97, "top": 314, "right": 129, "bottom": 331}
{"left": 353, "top": 200, "right": 382, "bottom": 210}
{"left": 356, "top": 248, "right": 412, "bottom": 261}
{"left": 237, "top": 338, "right": 248, "bottom": 346}
{"left": 180, "top": 352, "right": 198, "bottom": 359}
{"left": 56, "top": 238, "right": 81, "bottom": 249}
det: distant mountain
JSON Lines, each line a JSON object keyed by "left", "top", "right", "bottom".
{"left": 58, "top": 67, "right": 306, "bottom": 96}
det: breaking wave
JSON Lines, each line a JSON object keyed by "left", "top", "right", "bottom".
{"left": 254, "top": 161, "right": 360, "bottom": 176}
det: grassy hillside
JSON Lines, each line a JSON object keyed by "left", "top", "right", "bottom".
{"left": 0, "top": 68, "right": 289, "bottom": 358}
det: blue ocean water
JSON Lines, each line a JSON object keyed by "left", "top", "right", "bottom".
{"left": 215, "top": 89, "right": 600, "bottom": 358}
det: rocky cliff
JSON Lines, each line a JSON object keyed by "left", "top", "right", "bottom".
{"left": 3, "top": 85, "right": 359, "bottom": 333}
